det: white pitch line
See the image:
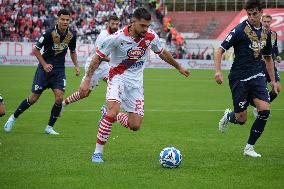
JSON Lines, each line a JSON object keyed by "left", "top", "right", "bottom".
{"left": 5, "top": 108, "right": 284, "bottom": 113}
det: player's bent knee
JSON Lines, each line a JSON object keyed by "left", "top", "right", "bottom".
{"left": 236, "top": 115, "right": 247, "bottom": 124}
{"left": 29, "top": 96, "right": 39, "bottom": 104}
{"left": 238, "top": 121, "right": 245, "bottom": 125}
{"left": 257, "top": 110, "right": 270, "bottom": 120}
{"left": 129, "top": 124, "right": 141, "bottom": 131}
{"left": 55, "top": 97, "right": 63, "bottom": 104}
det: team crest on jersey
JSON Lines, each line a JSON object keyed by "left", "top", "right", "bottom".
{"left": 145, "top": 40, "right": 151, "bottom": 46}
{"left": 127, "top": 47, "right": 146, "bottom": 60}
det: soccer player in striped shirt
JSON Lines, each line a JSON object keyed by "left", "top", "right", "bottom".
{"left": 80, "top": 7, "right": 190, "bottom": 163}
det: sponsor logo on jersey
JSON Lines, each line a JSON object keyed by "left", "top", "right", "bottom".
{"left": 127, "top": 47, "right": 146, "bottom": 60}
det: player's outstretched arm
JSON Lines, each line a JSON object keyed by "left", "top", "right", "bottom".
{"left": 214, "top": 47, "right": 224, "bottom": 85}
{"left": 70, "top": 52, "right": 80, "bottom": 76}
{"left": 263, "top": 55, "right": 278, "bottom": 94}
{"left": 79, "top": 54, "right": 103, "bottom": 96}
{"left": 159, "top": 49, "right": 190, "bottom": 77}
{"left": 33, "top": 47, "right": 53, "bottom": 72}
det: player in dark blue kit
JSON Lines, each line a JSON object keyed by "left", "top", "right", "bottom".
{"left": 214, "top": 0, "right": 278, "bottom": 157}
{"left": 3, "top": 9, "right": 80, "bottom": 135}
{"left": 252, "top": 14, "right": 281, "bottom": 117}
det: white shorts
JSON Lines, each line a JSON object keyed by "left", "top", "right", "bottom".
{"left": 106, "top": 78, "right": 144, "bottom": 116}
{"left": 81, "top": 57, "right": 110, "bottom": 90}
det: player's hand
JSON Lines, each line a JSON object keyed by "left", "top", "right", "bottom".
{"left": 271, "top": 81, "right": 279, "bottom": 95}
{"left": 215, "top": 71, "right": 223, "bottom": 84}
{"left": 75, "top": 66, "right": 80, "bottom": 76}
{"left": 79, "top": 78, "right": 90, "bottom": 97}
{"left": 270, "top": 81, "right": 281, "bottom": 94}
{"left": 276, "top": 56, "right": 282, "bottom": 63}
{"left": 43, "top": 64, "right": 53, "bottom": 72}
{"left": 178, "top": 67, "right": 190, "bottom": 77}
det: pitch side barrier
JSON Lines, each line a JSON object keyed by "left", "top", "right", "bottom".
{"left": 0, "top": 42, "right": 283, "bottom": 71}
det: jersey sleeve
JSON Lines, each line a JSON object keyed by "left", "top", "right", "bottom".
{"left": 262, "top": 32, "right": 272, "bottom": 56}
{"left": 96, "top": 34, "right": 118, "bottom": 58}
{"left": 220, "top": 27, "right": 240, "bottom": 51}
{"left": 35, "top": 31, "right": 50, "bottom": 50}
{"left": 150, "top": 33, "right": 164, "bottom": 55}
{"left": 273, "top": 32, "right": 279, "bottom": 56}
{"left": 68, "top": 33, "right": 77, "bottom": 53}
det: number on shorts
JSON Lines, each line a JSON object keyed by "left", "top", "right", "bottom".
{"left": 135, "top": 99, "right": 144, "bottom": 111}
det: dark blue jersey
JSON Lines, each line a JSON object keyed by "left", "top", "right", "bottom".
{"left": 221, "top": 20, "right": 272, "bottom": 80}
{"left": 35, "top": 25, "right": 77, "bottom": 70}
{"left": 271, "top": 31, "right": 279, "bottom": 59}
{"left": 260, "top": 30, "right": 280, "bottom": 81}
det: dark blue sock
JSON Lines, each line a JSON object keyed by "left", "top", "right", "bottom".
{"left": 247, "top": 110, "right": 270, "bottom": 145}
{"left": 269, "top": 91, "right": 278, "bottom": 103}
{"left": 48, "top": 103, "right": 62, "bottom": 127}
{"left": 227, "top": 112, "right": 239, "bottom": 124}
{"left": 14, "top": 98, "right": 31, "bottom": 118}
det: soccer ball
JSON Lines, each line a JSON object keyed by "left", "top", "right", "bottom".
{"left": 159, "top": 147, "right": 182, "bottom": 168}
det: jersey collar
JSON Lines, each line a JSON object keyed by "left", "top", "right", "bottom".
{"left": 123, "top": 25, "right": 142, "bottom": 43}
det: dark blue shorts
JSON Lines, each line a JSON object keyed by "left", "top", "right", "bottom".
{"left": 31, "top": 67, "right": 66, "bottom": 94}
{"left": 265, "top": 66, "right": 280, "bottom": 83}
{"left": 229, "top": 76, "right": 270, "bottom": 113}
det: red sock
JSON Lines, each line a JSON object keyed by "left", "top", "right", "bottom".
{"left": 97, "top": 115, "right": 116, "bottom": 145}
{"left": 117, "top": 112, "right": 128, "bottom": 128}
{"left": 63, "top": 91, "right": 80, "bottom": 105}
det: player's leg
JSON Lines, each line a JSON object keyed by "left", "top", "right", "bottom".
{"left": 254, "top": 68, "right": 281, "bottom": 117}
{"left": 0, "top": 95, "right": 6, "bottom": 117}
{"left": 3, "top": 67, "right": 45, "bottom": 132}
{"left": 92, "top": 80, "right": 122, "bottom": 163}
{"left": 244, "top": 77, "right": 270, "bottom": 158}
{"left": 93, "top": 100, "right": 120, "bottom": 163}
{"left": 127, "top": 113, "right": 143, "bottom": 131}
{"left": 219, "top": 80, "right": 248, "bottom": 132}
{"left": 45, "top": 71, "right": 66, "bottom": 135}
{"left": 119, "top": 86, "right": 144, "bottom": 131}
{"left": 44, "top": 89, "right": 64, "bottom": 135}
{"left": 3, "top": 93, "right": 41, "bottom": 132}
{"left": 63, "top": 89, "right": 91, "bottom": 106}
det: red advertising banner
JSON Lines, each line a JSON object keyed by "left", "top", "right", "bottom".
{"left": 218, "top": 8, "right": 284, "bottom": 41}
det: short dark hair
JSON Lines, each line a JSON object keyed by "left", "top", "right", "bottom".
{"left": 262, "top": 14, "right": 272, "bottom": 20}
{"left": 108, "top": 13, "right": 119, "bottom": 22}
{"left": 133, "top": 7, "right": 151, "bottom": 21}
{"left": 57, "top": 9, "right": 70, "bottom": 17}
{"left": 244, "top": 0, "right": 263, "bottom": 11}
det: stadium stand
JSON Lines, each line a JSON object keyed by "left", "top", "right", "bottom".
{"left": 0, "top": 0, "right": 141, "bottom": 43}
{"left": 166, "top": 12, "right": 239, "bottom": 39}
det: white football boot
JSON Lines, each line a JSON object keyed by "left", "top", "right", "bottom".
{"left": 4, "top": 114, "right": 16, "bottom": 133}
{"left": 45, "top": 126, "right": 59, "bottom": 135}
{"left": 219, "top": 108, "right": 231, "bottom": 133}
{"left": 92, "top": 152, "right": 104, "bottom": 163}
{"left": 244, "top": 145, "right": 261, "bottom": 158}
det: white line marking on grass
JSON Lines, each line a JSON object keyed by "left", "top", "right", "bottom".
{"left": 6, "top": 109, "right": 284, "bottom": 113}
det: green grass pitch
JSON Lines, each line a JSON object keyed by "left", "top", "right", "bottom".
{"left": 0, "top": 66, "right": 283, "bottom": 189}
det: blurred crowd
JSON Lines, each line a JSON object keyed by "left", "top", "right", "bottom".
{"left": 0, "top": 0, "right": 141, "bottom": 43}
{"left": 0, "top": 0, "right": 218, "bottom": 60}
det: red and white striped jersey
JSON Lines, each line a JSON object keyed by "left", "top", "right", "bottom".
{"left": 87, "top": 29, "right": 111, "bottom": 70}
{"left": 96, "top": 26, "right": 164, "bottom": 88}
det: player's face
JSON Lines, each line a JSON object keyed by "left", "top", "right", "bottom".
{"left": 108, "top": 20, "right": 119, "bottom": 34}
{"left": 246, "top": 9, "right": 263, "bottom": 27}
{"left": 58, "top": 14, "right": 71, "bottom": 31}
{"left": 133, "top": 18, "right": 151, "bottom": 38}
{"left": 262, "top": 17, "right": 272, "bottom": 30}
